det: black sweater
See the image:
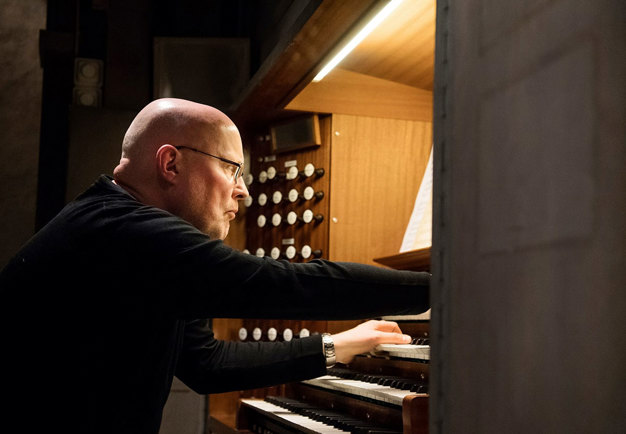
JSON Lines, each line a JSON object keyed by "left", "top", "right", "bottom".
{"left": 0, "top": 175, "right": 429, "bottom": 433}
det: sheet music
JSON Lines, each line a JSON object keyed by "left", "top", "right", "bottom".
{"left": 400, "top": 146, "right": 433, "bottom": 252}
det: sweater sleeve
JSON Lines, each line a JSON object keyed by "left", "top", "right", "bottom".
{"left": 72, "top": 183, "right": 430, "bottom": 321}
{"left": 175, "top": 319, "right": 326, "bottom": 394}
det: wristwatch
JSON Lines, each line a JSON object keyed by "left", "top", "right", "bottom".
{"left": 321, "top": 333, "right": 336, "bottom": 368}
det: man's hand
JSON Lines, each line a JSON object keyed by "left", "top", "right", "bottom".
{"left": 331, "top": 320, "right": 412, "bottom": 365}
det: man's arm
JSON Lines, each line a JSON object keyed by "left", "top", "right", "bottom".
{"left": 175, "top": 319, "right": 411, "bottom": 394}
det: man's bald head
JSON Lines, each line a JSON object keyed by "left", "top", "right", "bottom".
{"left": 112, "top": 98, "right": 246, "bottom": 227}
{"left": 119, "top": 98, "right": 237, "bottom": 163}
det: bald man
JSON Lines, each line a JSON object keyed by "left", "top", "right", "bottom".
{"left": 0, "top": 98, "right": 429, "bottom": 433}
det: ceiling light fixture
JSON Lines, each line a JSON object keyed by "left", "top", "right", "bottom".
{"left": 312, "top": 0, "right": 404, "bottom": 83}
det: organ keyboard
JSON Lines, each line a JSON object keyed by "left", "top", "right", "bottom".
{"left": 240, "top": 396, "right": 403, "bottom": 433}
{"left": 220, "top": 112, "right": 432, "bottom": 434}
{"left": 302, "top": 366, "right": 427, "bottom": 407}
{"left": 236, "top": 322, "right": 430, "bottom": 434}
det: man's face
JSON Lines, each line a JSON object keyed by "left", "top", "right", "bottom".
{"left": 178, "top": 125, "right": 248, "bottom": 239}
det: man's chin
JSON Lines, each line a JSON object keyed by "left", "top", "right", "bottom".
{"left": 205, "top": 223, "right": 229, "bottom": 240}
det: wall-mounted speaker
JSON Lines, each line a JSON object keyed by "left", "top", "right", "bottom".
{"left": 73, "top": 57, "right": 103, "bottom": 107}
{"left": 270, "top": 114, "right": 321, "bottom": 154}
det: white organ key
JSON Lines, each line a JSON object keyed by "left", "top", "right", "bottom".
{"left": 241, "top": 399, "right": 349, "bottom": 434}
{"left": 374, "top": 344, "right": 430, "bottom": 360}
{"left": 302, "top": 375, "right": 418, "bottom": 406}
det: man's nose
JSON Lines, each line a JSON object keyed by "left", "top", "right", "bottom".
{"left": 234, "top": 175, "right": 249, "bottom": 199}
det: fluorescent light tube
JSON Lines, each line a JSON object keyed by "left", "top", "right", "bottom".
{"left": 312, "top": 0, "right": 404, "bottom": 82}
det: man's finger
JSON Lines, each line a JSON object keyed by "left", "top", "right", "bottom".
{"left": 377, "top": 332, "right": 412, "bottom": 344}
{"left": 372, "top": 320, "right": 402, "bottom": 333}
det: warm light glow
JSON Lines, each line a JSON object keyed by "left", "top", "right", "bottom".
{"left": 312, "top": 0, "right": 404, "bottom": 82}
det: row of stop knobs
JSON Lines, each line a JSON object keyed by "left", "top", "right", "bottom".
{"left": 245, "top": 163, "right": 325, "bottom": 186}
{"left": 256, "top": 209, "right": 323, "bottom": 228}
{"left": 238, "top": 326, "right": 318, "bottom": 342}
{"left": 245, "top": 186, "right": 324, "bottom": 208}
{"left": 243, "top": 245, "right": 323, "bottom": 260}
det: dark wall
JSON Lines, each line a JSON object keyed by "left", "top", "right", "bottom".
{"left": 33, "top": 0, "right": 317, "bottom": 232}
{"left": 0, "top": 0, "right": 46, "bottom": 268}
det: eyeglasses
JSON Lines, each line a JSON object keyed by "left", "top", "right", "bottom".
{"left": 175, "top": 145, "right": 243, "bottom": 182}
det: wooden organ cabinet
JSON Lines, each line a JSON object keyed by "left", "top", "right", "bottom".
{"left": 207, "top": 112, "right": 433, "bottom": 434}
{"left": 207, "top": 1, "right": 436, "bottom": 432}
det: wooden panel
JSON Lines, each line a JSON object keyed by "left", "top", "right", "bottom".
{"left": 341, "top": 0, "right": 436, "bottom": 90}
{"left": 286, "top": 68, "right": 433, "bottom": 122}
{"left": 374, "top": 247, "right": 431, "bottom": 272}
{"left": 244, "top": 115, "right": 332, "bottom": 262}
{"left": 328, "top": 115, "right": 432, "bottom": 265}
{"left": 231, "top": 0, "right": 379, "bottom": 130}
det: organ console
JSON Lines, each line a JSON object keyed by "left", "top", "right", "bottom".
{"left": 193, "top": 0, "right": 437, "bottom": 431}
{"left": 234, "top": 312, "right": 430, "bottom": 434}
{"left": 206, "top": 108, "right": 432, "bottom": 433}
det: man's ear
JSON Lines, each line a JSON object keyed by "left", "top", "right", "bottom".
{"left": 155, "top": 144, "right": 179, "bottom": 185}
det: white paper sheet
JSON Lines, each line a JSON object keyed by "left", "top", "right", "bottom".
{"left": 400, "top": 146, "right": 433, "bottom": 252}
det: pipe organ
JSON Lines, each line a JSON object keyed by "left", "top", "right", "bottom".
{"left": 208, "top": 1, "right": 436, "bottom": 430}
{"left": 208, "top": 112, "right": 433, "bottom": 433}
